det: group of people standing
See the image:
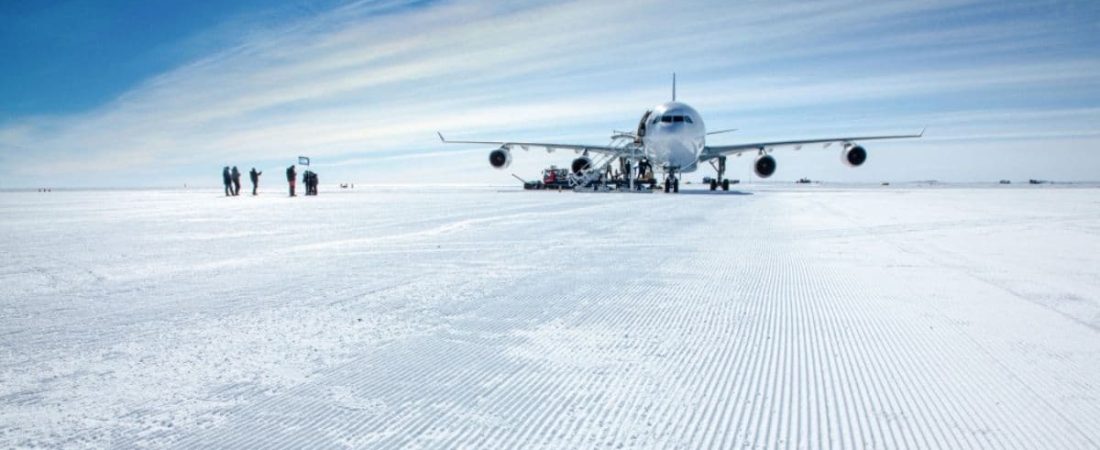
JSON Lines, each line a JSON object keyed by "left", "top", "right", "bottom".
{"left": 283, "top": 165, "right": 320, "bottom": 197}
{"left": 222, "top": 164, "right": 321, "bottom": 197}
{"left": 222, "top": 166, "right": 263, "bottom": 196}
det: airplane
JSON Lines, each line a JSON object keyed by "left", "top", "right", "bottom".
{"left": 438, "top": 75, "right": 923, "bottom": 192}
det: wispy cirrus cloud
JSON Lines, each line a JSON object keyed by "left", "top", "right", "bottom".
{"left": 1, "top": 0, "right": 1098, "bottom": 187}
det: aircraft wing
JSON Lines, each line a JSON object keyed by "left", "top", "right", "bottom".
{"left": 437, "top": 132, "right": 626, "bottom": 155}
{"left": 700, "top": 129, "right": 924, "bottom": 161}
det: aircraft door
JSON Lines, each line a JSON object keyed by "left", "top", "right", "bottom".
{"left": 636, "top": 110, "right": 652, "bottom": 142}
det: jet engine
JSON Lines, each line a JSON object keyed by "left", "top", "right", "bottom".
{"left": 843, "top": 145, "right": 867, "bottom": 167}
{"left": 754, "top": 154, "right": 777, "bottom": 178}
{"left": 571, "top": 156, "right": 593, "bottom": 175}
{"left": 489, "top": 147, "right": 512, "bottom": 169}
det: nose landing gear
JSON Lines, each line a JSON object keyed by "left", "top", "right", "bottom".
{"left": 664, "top": 167, "right": 680, "bottom": 193}
{"left": 663, "top": 177, "right": 679, "bottom": 193}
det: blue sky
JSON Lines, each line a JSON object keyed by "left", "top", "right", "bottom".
{"left": 1, "top": 0, "right": 1098, "bottom": 188}
{"left": 1, "top": 0, "right": 337, "bottom": 117}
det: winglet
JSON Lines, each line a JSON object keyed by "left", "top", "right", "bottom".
{"left": 437, "top": 131, "right": 447, "bottom": 143}
{"left": 919, "top": 127, "right": 926, "bottom": 137}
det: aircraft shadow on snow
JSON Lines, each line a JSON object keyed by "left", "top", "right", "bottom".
{"left": 676, "top": 189, "right": 753, "bottom": 196}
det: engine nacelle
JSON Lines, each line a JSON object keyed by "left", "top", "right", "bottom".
{"left": 489, "top": 147, "right": 512, "bottom": 169}
{"left": 843, "top": 145, "right": 867, "bottom": 167}
{"left": 571, "top": 156, "right": 593, "bottom": 175}
{"left": 754, "top": 155, "right": 777, "bottom": 178}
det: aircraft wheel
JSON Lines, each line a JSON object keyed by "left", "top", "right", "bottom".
{"left": 673, "top": 179, "right": 680, "bottom": 193}
{"left": 722, "top": 179, "right": 730, "bottom": 191}
{"left": 710, "top": 180, "right": 717, "bottom": 191}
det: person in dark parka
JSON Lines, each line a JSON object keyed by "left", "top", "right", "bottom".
{"left": 222, "top": 166, "right": 232, "bottom": 196}
{"left": 249, "top": 168, "right": 262, "bottom": 195}
{"left": 230, "top": 166, "right": 242, "bottom": 196}
{"left": 302, "top": 171, "right": 310, "bottom": 195}
{"left": 286, "top": 165, "right": 297, "bottom": 197}
{"left": 304, "top": 171, "right": 318, "bottom": 195}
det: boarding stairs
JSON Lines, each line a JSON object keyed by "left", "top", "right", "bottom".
{"left": 568, "top": 153, "right": 618, "bottom": 189}
{"left": 567, "top": 136, "right": 642, "bottom": 190}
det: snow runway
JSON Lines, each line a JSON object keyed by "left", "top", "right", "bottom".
{"left": 2, "top": 186, "right": 1100, "bottom": 448}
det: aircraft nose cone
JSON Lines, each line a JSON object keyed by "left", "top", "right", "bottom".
{"left": 668, "top": 141, "right": 696, "bottom": 168}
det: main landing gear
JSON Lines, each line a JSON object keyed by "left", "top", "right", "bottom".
{"left": 709, "top": 156, "right": 730, "bottom": 191}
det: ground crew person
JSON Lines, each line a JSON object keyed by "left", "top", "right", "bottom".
{"left": 230, "top": 166, "right": 241, "bottom": 196}
{"left": 249, "top": 168, "right": 262, "bottom": 195}
{"left": 222, "top": 166, "right": 232, "bottom": 196}
{"left": 286, "top": 165, "right": 297, "bottom": 197}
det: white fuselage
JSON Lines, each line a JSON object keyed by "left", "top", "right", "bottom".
{"left": 639, "top": 102, "right": 705, "bottom": 173}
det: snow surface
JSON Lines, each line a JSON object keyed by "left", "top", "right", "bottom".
{"left": 2, "top": 185, "right": 1100, "bottom": 448}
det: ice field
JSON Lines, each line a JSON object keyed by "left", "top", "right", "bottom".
{"left": 2, "top": 185, "right": 1100, "bottom": 448}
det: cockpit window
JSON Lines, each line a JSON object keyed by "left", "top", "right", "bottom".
{"left": 659, "top": 114, "right": 694, "bottom": 124}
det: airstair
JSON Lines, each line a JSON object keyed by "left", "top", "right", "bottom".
{"left": 567, "top": 135, "right": 644, "bottom": 190}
